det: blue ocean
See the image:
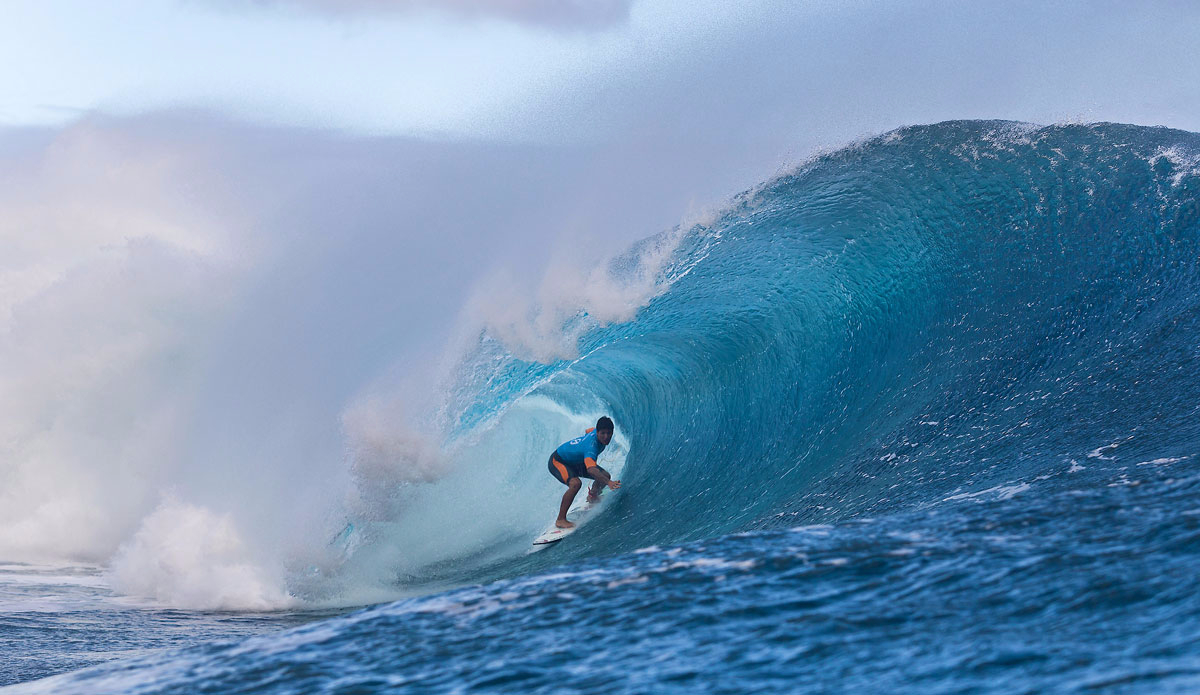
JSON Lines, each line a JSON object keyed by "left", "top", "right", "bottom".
{"left": 5, "top": 120, "right": 1200, "bottom": 693}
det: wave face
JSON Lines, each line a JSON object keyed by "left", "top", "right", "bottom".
{"left": 432, "top": 119, "right": 1200, "bottom": 571}
{"left": 12, "top": 120, "right": 1200, "bottom": 693}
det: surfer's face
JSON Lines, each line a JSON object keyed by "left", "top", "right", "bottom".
{"left": 597, "top": 429, "right": 613, "bottom": 446}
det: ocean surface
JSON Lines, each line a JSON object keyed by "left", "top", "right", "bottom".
{"left": 5, "top": 120, "right": 1200, "bottom": 693}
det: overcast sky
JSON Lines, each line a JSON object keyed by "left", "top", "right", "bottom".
{"left": 4, "top": 0, "right": 1199, "bottom": 147}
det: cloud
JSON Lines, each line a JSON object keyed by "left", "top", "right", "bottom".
{"left": 203, "top": 0, "right": 634, "bottom": 29}
{"left": 488, "top": 0, "right": 1200, "bottom": 151}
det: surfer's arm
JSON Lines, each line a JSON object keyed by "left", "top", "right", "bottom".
{"left": 586, "top": 461, "right": 621, "bottom": 490}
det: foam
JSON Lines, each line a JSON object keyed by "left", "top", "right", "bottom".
{"left": 1149, "top": 145, "right": 1200, "bottom": 187}
{"left": 1136, "top": 457, "right": 1188, "bottom": 467}
{"left": 300, "top": 391, "right": 633, "bottom": 605}
{"left": 341, "top": 395, "right": 452, "bottom": 513}
{"left": 942, "top": 483, "right": 1031, "bottom": 503}
{"left": 108, "top": 497, "right": 295, "bottom": 611}
{"left": 464, "top": 224, "right": 693, "bottom": 363}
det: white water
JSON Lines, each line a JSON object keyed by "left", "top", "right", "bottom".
{"left": 0, "top": 118, "right": 679, "bottom": 610}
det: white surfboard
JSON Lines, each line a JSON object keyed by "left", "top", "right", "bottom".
{"left": 532, "top": 496, "right": 605, "bottom": 546}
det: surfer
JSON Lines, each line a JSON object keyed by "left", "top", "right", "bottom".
{"left": 548, "top": 416, "right": 621, "bottom": 528}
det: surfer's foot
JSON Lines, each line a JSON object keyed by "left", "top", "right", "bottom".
{"left": 586, "top": 490, "right": 602, "bottom": 504}
{"left": 555, "top": 519, "right": 576, "bottom": 529}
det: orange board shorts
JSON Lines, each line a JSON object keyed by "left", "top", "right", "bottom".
{"left": 547, "top": 453, "right": 595, "bottom": 485}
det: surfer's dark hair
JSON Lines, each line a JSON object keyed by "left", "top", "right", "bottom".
{"left": 596, "top": 416, "right": 614, "bottom": 432}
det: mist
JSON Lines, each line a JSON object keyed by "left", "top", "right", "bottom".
{"left": 3, "top": 0, "right": 1200, "bottom": 608}
{"left": 0, "top": 113, "right": 740, "bottom": 606}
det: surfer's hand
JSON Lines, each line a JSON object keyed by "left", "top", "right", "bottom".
{"left": 608, "top": 480, "right": 621, "bottom": 490}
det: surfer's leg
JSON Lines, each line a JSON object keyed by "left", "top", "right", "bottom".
{"left": 557, "top": 477, "right": 582, "bottom": 528}
{"left": 548, "top": 454, "right": 571, "bottom": 485}
{"left": 549, "top": 454, "right": 580, "bottom": 528}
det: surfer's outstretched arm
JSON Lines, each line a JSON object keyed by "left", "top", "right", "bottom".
{"left": 586, "top": 464, "right": 621, "bottom": 490}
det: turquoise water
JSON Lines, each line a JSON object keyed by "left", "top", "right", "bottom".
{"left": 6, "top": 120, "right": 1200, "bottom": 693}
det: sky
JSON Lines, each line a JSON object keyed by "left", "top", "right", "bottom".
{"left": 3, "top": 0, "right": 1200, "bottom": 607}
{"left": 4, "top": 0, "right": 1198, "bottom": 143}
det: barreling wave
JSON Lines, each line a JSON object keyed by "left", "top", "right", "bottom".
{"left": 16, "top": 119, "right": 1200, "bottom": 695}
{"left": 401, "top": 119, "right": 1200, "bottom": 585}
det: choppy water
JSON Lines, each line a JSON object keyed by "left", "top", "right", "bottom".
{"left": 0, "top": 564, "right": 338, "bottom": 686}
{"left": 6, "top": 120, "right": 1200, "bottom": 693}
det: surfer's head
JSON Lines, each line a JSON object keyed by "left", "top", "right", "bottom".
{"left": 596, "top": 416, "right": 614, "bottom": 445}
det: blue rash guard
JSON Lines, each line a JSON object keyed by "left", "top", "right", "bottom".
{"left": 550, "top": 428, "right": 607, "bottom": 480}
